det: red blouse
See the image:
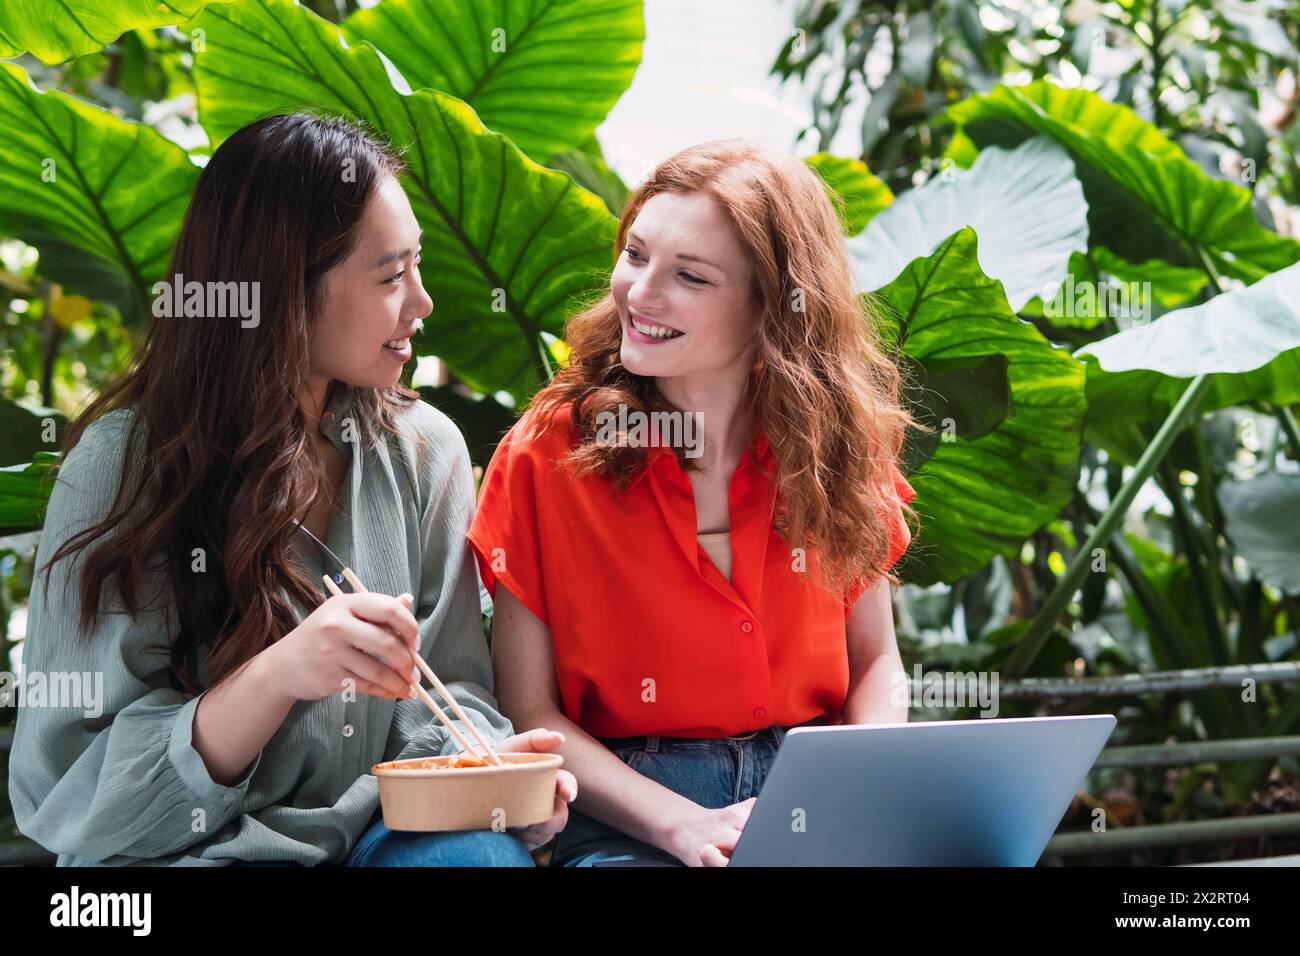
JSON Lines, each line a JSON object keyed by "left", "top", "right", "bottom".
{"left": 467, "top": 407, "right": 916, "bottom": 739}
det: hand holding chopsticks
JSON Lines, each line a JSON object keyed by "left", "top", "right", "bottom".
{"left": 319, "top": 570, "right": 503, "bottom": 766}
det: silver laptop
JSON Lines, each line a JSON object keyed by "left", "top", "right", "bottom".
{"left": 728, "top": 714, "right": 1116, "bottom": 866}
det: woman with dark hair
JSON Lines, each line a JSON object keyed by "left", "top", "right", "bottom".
{"left": 470, "top": 139, "right": 919, "bottom": 866}
{"left": 8, "top": 111, "right": 574, "bottom": 866}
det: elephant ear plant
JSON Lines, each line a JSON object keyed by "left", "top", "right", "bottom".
{"left": 935, "top": 82, "right": 1300, "bottom": 804}
{"left": 0, "top": 0, "right": 1095, "bottom": 592}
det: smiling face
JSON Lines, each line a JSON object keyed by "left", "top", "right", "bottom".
{"left": 612, "top": 190, "right": 760, "bottom": 384}
{"left": 309, "top": 174, "right": 433, "bottom": 390}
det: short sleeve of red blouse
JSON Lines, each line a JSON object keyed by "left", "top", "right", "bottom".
{"left": 467, "top": 420, "right": 551, "bottom": 628}
{"left": 843, "top": 462, "right": 917, "bottom": 611}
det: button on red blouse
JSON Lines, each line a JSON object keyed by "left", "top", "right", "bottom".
{"left": 467, "top": 407, "right": 916, "bottom": 739}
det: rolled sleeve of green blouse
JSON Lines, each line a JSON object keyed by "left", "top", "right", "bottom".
{"left": 168, "top": 693, "right": 262, "bottom": 807}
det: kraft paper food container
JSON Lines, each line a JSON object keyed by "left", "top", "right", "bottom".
{"left": 371, "top": 752, "right": 563, "bottom": 832}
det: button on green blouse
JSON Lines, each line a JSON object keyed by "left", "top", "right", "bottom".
{"left": 8, "top": 384, "right": 513, "bottom": 865}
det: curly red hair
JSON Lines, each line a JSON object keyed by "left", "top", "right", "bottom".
{"left": 527, "top": 138, "right": 920, "bottom": 593}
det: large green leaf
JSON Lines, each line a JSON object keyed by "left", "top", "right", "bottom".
{"left": 1218, "top": 472, "right": 1300, "bottom": 595}
{"left": 191, "top": 0, "right": 617, "bottom": 403}
{"left": 923, "top": 357, "right": 1013, "bottom": 439}
{"left": 804, "top": 152, "right": 893, "bottom": 236}
{"left": 1024, "top": 247, "right": 1210, "bottom": 332}
{"left": 947, "top": 82, "right": 1300, "bottom": 285}
{"left": 341, "top": 0, "right": 643, "bottom": 163}
{"left": 0, "top": 61, "right": 198, "bottom": 318}
{"left": 1077, "top": 260, "right": 1300, "bottom": 459}
{"left": 1080, "top": 351, "right": 1300, "bottom": 465}
{"left": 0, "top": 452, "right": 59, "bottom": 535}
{"left": 0, "top": 0, "right": 233, "bottom": 64}
{"left": 1081, "top": 260, "right": 1300, "bottom": 377}
{"left": 850, "top": 136, "right": 1089, "bottom": 311}
{"left": 900, "top": 353, "right": 1012, "bottom": 468}
{"left": 1088, "top": 247, "right": 1207, "bottom": 309}
{"left": 0, "top": 398, "right": 64, "bottom": 468}
{"left": 874, "top": 227, "right": 1087, "bottom": 585}
{"left": 548, "top": 135, "right": 629, "bottom": 216}
{"left": 1020, "top": 251, "right": 1106, "bottom": 330}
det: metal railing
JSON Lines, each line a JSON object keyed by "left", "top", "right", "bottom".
{"left": 985, "top": 666, "right": 1300, "bottom": 864}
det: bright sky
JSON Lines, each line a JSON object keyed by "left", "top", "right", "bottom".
{"left": 596, "top": 0, "right": 853, "bottom": 185}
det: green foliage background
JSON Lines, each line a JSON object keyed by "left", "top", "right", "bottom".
{"left": 2, "top": 0, "right": 1299, "bottom": 864}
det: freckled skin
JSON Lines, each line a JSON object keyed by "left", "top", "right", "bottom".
{"left": 612, "top": 190, "right": 760, "bottom": 383}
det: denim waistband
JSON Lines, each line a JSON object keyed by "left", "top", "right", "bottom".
{"left": 598, "top": 715, "right": 829, "bottom": 754}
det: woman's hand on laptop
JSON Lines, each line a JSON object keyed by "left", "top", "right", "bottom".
{"left": 669, "top": 797, "right": 757, "bottom": 866}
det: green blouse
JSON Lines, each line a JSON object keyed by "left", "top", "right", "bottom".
{"left": 8, "top": 384, "right": 512, "bottom": 865}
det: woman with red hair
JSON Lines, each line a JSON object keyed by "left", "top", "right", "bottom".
{"left": 470, "top": 138, "right": 920, "bottom": 867}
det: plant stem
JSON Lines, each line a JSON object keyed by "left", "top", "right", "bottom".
{"left": 39, "top": 283, "right": 62, "bottom": 407}
{"left": 1149, "top": 0, "right": 1168, "bottom": 131}
{"left": 1156, "top": 456, "right": 1228, "bottom": 663}
{"left": 1272, "top": 402, "right": 1300, "bottom": 459}
{"left": 1005, "top": 372, "right": 1215, "bottom": 677}
{"left": 536, "top": 334, "right": 556, "bottom": 384}
{"left": 1192, "top": 242, "right": 1225, "bottom": 296}
{"left": 1189, "top": 421, "right": 1238, "bottom": 615}
{"left": 1076, "top": 489, "right": 1189, "bottom": 668}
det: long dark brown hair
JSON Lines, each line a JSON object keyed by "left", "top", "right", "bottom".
{"left": 40, "top": 111, "right": 420, "bottom": 693}
{"left": 527, "top": 138, "right": 920, "bottom": 594}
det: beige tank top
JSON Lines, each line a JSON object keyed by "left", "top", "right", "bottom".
{"left": 697, "top": 531, "right": 732, "bottom": 582}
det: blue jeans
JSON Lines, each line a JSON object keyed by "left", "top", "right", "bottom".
{"left": 551, "top": 724, "right": 795, "bottom": 867}
{"left": 345, "top": 816, "right": 536, "bottom": 867}
{"left": 228, "top": 814, "right": 536, "bottom": 867}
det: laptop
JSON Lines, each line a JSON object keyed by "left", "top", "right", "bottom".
{"left": 725, "top": 714, "right": 1116, "bottom": 866}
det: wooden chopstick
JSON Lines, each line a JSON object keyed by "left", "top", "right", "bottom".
{"left": 321, "top": 572, "right": 503, "bottom": 765}
{"left": 320, "top": 574, "right": 490, "bottom": 762}
{"left": 338, "top": 568, "right": 504, "bottom": 766}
